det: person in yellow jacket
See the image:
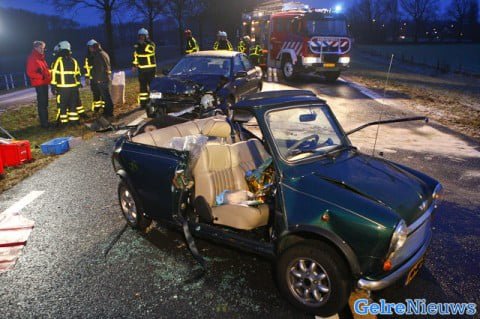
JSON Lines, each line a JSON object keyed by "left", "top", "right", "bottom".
{"left": 132, "top": 28, "right": 156, "bottom": 108}
{"left": 249, "top": 43, "right": 263, "bottom": 66}
{"left": 184, "top": 29, "right": 199, "bottom": 54}
{"left": 50, "top": 41, "right": 82, "bottom": 126}
{"left": 237, "top": 35, "right": 251, "bottom": 54}
{"left": 213, "top": 31, "right": 233, "bottom": 51}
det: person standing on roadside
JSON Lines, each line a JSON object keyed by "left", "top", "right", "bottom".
{"left": 132, "top": 28, "right": 156, "bottom": 109}
{"left": 89, "top": 39, "right": 114, "bottom": 120}
{"left": 26, "top": 41, "right": 52, "bottom": 128}
{"left": 85, "top": 39, "right": 103, "bottom": 113}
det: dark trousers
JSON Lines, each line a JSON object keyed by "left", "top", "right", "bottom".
{"left": 57, "top": 87, "right": 79, "bottom": 124}
{"left": 97, "top": 82, "right": 114, "bottom": 117}
{"left": 138, "top": 69, "right": 156, "bottom": 107}
{"left": 35, "top": 85, "right": 49, "bottom": 128}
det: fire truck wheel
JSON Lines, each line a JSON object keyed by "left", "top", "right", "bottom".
{"left": 281, "top": 56, "right": 296, "bottom": 81}
{"left": 325, "top": 72, "right": 340, "bottom": 83}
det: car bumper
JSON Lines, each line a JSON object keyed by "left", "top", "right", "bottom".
{"left": 357, "top": 230, "right": 432, "bottom": 291}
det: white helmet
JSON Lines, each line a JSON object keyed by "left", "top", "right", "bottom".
{"left": 86, "top": 39, "right": 98, "bottom": 46}
{"left": 57, "top": 41, "right": 71, "bottom": 51}
{"left": 138, "top": 28, "right": 149, "bottom": 36}
{"left": 217, "top": 30, "right": 223, "bottom": 37}
{"left": 222, "top": 31, "right": 228, "bottom": 37}
{"left": 243, "top": 35, "right": 251, "bottom": 42}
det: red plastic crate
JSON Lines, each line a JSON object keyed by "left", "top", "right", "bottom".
{"left": 0, "top": 140, "right": 32, "bottom": 167}
{"left": 0, "top": 153, "right": 4, "bottom": 175}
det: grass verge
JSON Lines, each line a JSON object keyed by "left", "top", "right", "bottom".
{"left": 0, "top": 76, "right": 140, "bottom": 193}
{"left": 344, "top": 50, "right": 480, "bottom": 141}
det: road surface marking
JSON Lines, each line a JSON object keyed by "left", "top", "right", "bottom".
{"left": 339, "top": 77, "right": 397, "bottom": 107}
{"left": 1, "top": 191, "right": 44, "bottom": 217}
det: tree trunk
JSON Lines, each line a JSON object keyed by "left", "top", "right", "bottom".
{"left": 148, "top": 11, "right": 154, "bottom": 41}
{"left": 178, "top": 16, "right": 184, "bottom": 55}
{"left": 105, "top": 8, "right": 116, "bottom": 67}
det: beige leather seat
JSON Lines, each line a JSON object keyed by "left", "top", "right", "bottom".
{"left": 193, "top": 128, "right": 270, "bottom": 230}
{"left": 131, "top": 116, "right": 226, "bottom": 147}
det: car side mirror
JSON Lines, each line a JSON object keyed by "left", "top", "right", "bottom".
{"left": 235, "top": 71, "right": 247, "bottom": 78}
{"left": 162, "top": 68, "right": 170, "bottom": 76}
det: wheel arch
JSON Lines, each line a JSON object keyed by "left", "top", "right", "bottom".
{"left": 279, "top": 49, "right": 298, "bottom": 65}
{"left": 276, "top": 226, "right": 361, "bottom": 276}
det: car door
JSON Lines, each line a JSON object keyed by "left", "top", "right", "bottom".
{"left": 119, "top": 140, "right": 188, "bottom": 221}
{"left": 240, "top": 54, "right": 259, "bottom": 95}
{"left": 231, "top": 54, "right": 249, "bottom": 97}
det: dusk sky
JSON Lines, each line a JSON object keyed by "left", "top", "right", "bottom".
{"left": 0, "top": 0, "right": 348, "bottom": 26}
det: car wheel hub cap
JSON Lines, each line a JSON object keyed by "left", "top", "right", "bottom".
{"left": 287, "top": 258, "right": 331, "bottom": 306}
{"left": 120, "top": 189, "right": 137, "bottom": 224}
{"left": 284, "top": 62, "right": 293, "bottom": 77}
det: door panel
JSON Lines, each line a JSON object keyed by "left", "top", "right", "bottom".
{"left": 120, "top": 141, "right": 187, "bottom": 220}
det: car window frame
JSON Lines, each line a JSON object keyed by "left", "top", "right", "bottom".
{"left": 263, "top": 103, "right": 350, "bottom": 165}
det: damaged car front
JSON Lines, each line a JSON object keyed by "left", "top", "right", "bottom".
{"left": 146, "top": 51, "right": 262, "bottom": 119}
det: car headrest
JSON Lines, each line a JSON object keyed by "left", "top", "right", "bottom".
{"left": 201, "top": 119, "right": 231, "bottom": 138}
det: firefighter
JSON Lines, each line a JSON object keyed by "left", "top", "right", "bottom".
{"left": 88, "top": 39, "right": 114, "bottom": 119}
{"left": 85, "top": 39, "right": 103, "bottom": 113}
{"left": 50, "top": 41, "right": 82, "bottom": 126}
{"left": 213, "top": 31, "right": 233, "bottom": 51}
{"left": 184, "top": 29, "right": 199, "bottom": 54}
{"left": 249, "top": 41, "right": 263, "bottom": 66}
{"left": 132, "top": 28, "right": 156, "bottom": 108}
{"left": 237, "top": 35, "right": 251, "bottom": 54}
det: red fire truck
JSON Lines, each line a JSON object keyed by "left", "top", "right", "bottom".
{"left": 242, "top": 1, "right": 352, "bottom": 82}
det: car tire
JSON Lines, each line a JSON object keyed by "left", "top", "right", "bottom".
{"left": 118, "top": 180, "right": 152, "bottom": 231}
{"left": 276, "top": 240, "right": 351, "bottom": 317}
{"left": 325, "top": 71, "right": 340, "bottom": 83}
{"left": 281, "top": 56, "right": 296, "bottom": 81}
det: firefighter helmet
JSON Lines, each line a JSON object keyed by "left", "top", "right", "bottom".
{"left": 222, "top": 31, "right": 228, "bottom": 37}
{"left": 217, "top": 30, "right": 222, "bottom": 37}
{"left": 86, "top": 39, "right": 98, "bottom": 46}
{"left": 57, "top": 41, "right": 71, "bottom": 51}
{"left": 184, "top": 29, "right": 192, "bottom": 36}
{"left": 243, "top": 35, "right": 251, "bottom": 42}
{"left": 138, "top": 28, "right": 149, "bottom": 36}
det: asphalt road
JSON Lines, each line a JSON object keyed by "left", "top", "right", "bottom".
{"left": 0, "top": 76, "right": 479, "bottom": 318}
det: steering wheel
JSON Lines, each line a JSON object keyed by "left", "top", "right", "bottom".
{"left": 286, "top": 134, "right": 319, "bottom": 156}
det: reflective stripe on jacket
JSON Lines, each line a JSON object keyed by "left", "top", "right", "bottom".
{"left": 213, "top": 40, "right": 233, "bottom": 51}
{"left": 133, "top": 41, "right": 156, "bottom": 69}
{"left": 249, "top": 44, "right": 262, "bottom": 57}
{"left": 185, "top": 37, "right": 199, "bottom": 54}
{"left": 50, "top": 56, "right": 81, "bottom": 88}
{"left": 84, "top": 57, "right": 93, "bottom": 79}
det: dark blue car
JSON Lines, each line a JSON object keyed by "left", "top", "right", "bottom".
{"left": 146, "top": 50, "right": 263, "bottom": 118}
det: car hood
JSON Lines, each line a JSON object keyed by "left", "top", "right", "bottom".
{"left": 151, "top": 74, "right": 227, "bottom": 94}
{"left": 289, "top": 153, "right": 433, "bottom": 225}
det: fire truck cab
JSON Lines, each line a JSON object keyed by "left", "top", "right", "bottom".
{"left": 242, "top": 2, "right": 352, "bottom": 82}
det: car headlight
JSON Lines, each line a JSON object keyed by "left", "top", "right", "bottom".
{"left": 388, "top": 220, "right": 408, "bottom": 256}
{"left": 303, "top": 56, "right": 322, "bottom": 64}
{"left": 149, "top": 92, "right": 162, "bottom": 99}
{"left": 200, "top": 93, "right": 215, "bottom": 109}
{"left": 339, "top": 56, "right": 350, "bottom": 64}
{"left": 432, "top": 183, "right": 443, "bottom": 205}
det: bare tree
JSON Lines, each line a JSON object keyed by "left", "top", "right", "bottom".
{"left": 51, "top": 0, "right": 122, "bottom": 66}
{"left": 164, "top": 0, "right": 197, "bottom": 54}
{"left": 128, "top": 0, "right": 169, "bottom": 41}
{"left": 447, "top": 0, "right": 474, "bottom": 40}
{"left": 400, "top": 0, "right": 438, "bottom": 42}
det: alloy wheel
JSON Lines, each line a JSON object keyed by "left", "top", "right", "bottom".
{"left": 286, "top": 257, "right": 331, "bottom": 306}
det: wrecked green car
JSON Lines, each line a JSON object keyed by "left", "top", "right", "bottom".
{"left": 113, "top": 90, "right": 442, "bottom": 316}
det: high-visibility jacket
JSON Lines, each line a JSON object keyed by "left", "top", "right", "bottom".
{"left": 237, "top": 40, "right": 250, "bottom": 54}
{"left": 213, "top": 40, "right": 233, "bottom": 51}
{"left": 132, "top": 40, "right": 156, "bottom": 70}
{"left": 84, "top": 56, "right": 93, "bottom": 79}
{"left": 50, "top": 56, "right": 81, "bottom": 88}
{"left": 185, "top": 37, "right": 199, "bottom": 54}
{"left": 249, "top": 44, "right": 263, "bottom": 58}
